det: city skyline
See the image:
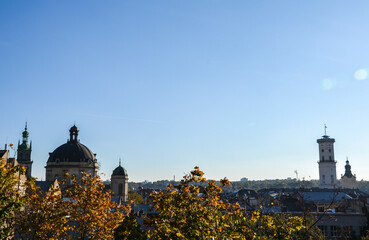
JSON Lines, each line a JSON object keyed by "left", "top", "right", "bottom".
{"left": 1, "top": 1, "right": 369, "bottom": 182}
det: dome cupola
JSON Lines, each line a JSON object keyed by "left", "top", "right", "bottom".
{"left": 47, "top": 125, "right": 96, "bottom": 163}
{"left": 112, "top": 159, "right": 128, "bottom": 176}
{"left": 45, "top": 125, "right": 98, "bottom": 182}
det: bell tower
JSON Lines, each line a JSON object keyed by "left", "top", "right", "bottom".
{"left": 111, "top": 158, "right": 128, "bottom": 202}
{"left": 17, "top": 122, "right": 33, "bottom": 178}
{"left": 317, "top": 125, "right": 337, "bottom": 188}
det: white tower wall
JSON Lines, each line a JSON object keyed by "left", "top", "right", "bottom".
{"left": 317, "top": 135, "right": 337, "bottom": 188}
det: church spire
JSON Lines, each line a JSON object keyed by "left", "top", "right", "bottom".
{"left": 19, "top": 122, "right": 31, "bottom": 150}
{"left": 17, "top": 122, "right": 33, "bottom": 178}
{"left": 344, "top": 157, "right": 353, "bottom": 178}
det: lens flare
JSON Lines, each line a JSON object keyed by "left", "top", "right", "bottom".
{"left": 354, "top": 69, "right": 368, "bottom": 81}
{"left": 321, "top": 78, "right": 336, "bottom": 90}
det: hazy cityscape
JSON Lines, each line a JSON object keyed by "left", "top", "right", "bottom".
{"left": 2, "top": 1, "right": 369, "bottom": 239}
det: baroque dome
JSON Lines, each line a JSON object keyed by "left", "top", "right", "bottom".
{"left": 47, "top": 125, "right": 96, "bottom": 163}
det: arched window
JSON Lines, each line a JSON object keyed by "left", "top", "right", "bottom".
{"left": 331, "top": 175, "right": 334, "bottom": 184}
{"left": 329, "top": 156, "right": 332, "bottom": 161}
{"left": 322, "top": 175, "right": 325, "bottom": 184}
{"left": 119, "top": 183, "right": 123, "bottom": 195}
{"left": 322, "top": 156, "right": 325, "bottom": 161}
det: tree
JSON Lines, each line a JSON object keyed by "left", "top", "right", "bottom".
{"left": 146, "top": 166, "right": 247, "bottom": 239}
{"left": 16, "top": 173, "right": 130, "bottom": 240}
{"left": 116, "top": 166, "right": 323, "bottom": 240}
{"left": 114, "top": 215, "right": 147, "bottom": 240}
{"left": 15, "top": 178, "right": 69, "bottom": 240}
{"left": 65, "top": 173, "right": 130, "bottom": 240}
{"left": 128, "top": 189, "right": 144, "bottom": 204}
{"left": 0, "top": 159, "right": 25, "bottom": 239}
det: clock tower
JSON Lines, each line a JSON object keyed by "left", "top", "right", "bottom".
{"left": 317, "top": 126, "right": 337, "bottom": 188}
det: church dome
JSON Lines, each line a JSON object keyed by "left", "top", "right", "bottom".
{"left": 112, "top": 160, "right": 128, "bottom": 176}
{"left": 48, "top": 142, "right": 96, "bottom": 163}
{"left": 47, "top": 125, "right": 96, "bottom": 163}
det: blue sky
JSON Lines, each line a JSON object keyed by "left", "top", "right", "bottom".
{"left": 1, "top": 1, "right": 369, "bottom": 181}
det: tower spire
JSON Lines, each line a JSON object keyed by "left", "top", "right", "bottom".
{"left": 17, "top": 123, "right": 33, "bottom": 178}
{"left": 324, "top": 124, "right": 327, "bottom": 136}
{"left": 119, "top": 157, "right": 121, "bottom": 166}
{"left": 21, "top": 122, "right": 29, "bottom": 146}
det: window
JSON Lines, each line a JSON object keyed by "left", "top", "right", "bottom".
{"left": 322, "top": 175, "right": 325, "bottom": 184}
{"left": 328, "top": 149, "right": 331, "bottom": 152}
{"left": 330, "top": 226, "right": 338, "bottom": 237}
{"left": 329, "top": 156, "right": 332, "bottom": 161}
{"left": 322, "top": 156, "right": 325, "bottom": 161}
{"left": 321, "top": 149, "right": 324, "bottom": 152}
{"left": 331, "top": 175, "right": 334, "bottom": 184}
{"left": 119, "top": 183, "right": 123, "bottom": 195}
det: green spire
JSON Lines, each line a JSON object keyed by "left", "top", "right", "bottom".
{"left": 18, "top": 122, "right": 31, "bottom": 150}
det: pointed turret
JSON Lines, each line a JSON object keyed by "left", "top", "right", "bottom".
{"left": 343, "top": 158, "right": 353, "bottom": 178}
{"left": 18, "top": 122, "right": 31, "bottom": 151}
{"left": 17, "top": 122, "right": 33, "bottom": 178}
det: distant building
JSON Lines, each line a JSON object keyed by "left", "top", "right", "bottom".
{"left": 17, "top": 123, "right": 33, "bottom": 178}
{"left": 317, "top": 132, "right": 337, "bottom": 188}
{"left": 240, "top": 177, "right": 248, "bottom": 182}
{"left": 43, "top": 125, "right": 128, "bottom": 201}
{"left": 111, "top": 159, "right": 129, "bottom": 202}
{"left": 1, "top": 145, "right": 27, "bottom": 194}
{"left": 341, "top": 158, "right": 357, "bottom": 189}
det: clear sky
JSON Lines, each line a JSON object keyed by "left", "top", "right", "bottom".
{"left": 1, "top": 1, "right": 369, "bottom": 182}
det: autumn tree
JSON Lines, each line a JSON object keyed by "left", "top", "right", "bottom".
{"left": 146, "top": 167, "right": 246, "bottom": 239}
{"left": 15, "top": 172, "right": 130, "bottom": 240}
{"left": 15, "top": 178, "right": 69, "bottom": 240}
{"left": 0, "top": 159, "right": 25, "bottom": 239}
{"left": 114, "top": 215, "right": 147, "bottom": 240}
{"left": 128, "top": 189, "right": 144, "bottom": 204}
{"left": 65, "top": 172, "right": 130, "bottom": 240}
{"left": 114, "top": 166, "right": 323, "bottom": 239}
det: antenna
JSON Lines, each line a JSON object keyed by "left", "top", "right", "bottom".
{"left": 324, "top": 124, "right": 327, "bottom": 135}
{"left": 294, "top": 170, "right": 299, "bottom": 180}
